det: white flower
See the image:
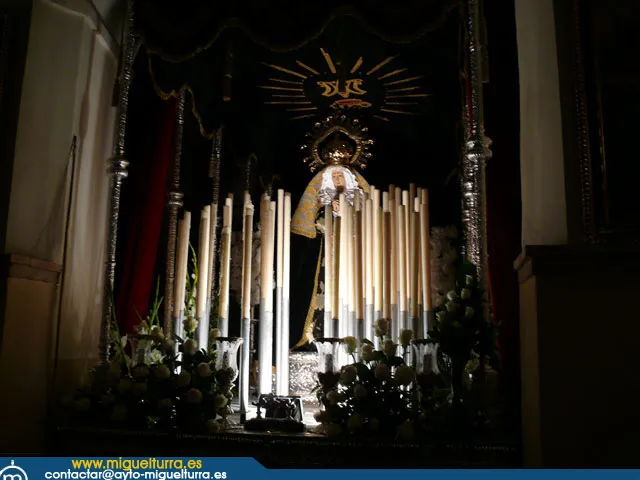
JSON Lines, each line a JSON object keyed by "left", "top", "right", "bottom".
{"left": 383, "top": 340, "right": 397, "bottom": 358}
{"left": 446, "top": 302, "right": 458, "bottom": 313}
{"left": 196, "top": 362, "right": 212, "bottom": 377}
{"left": 465, "top": 306, "right": 475, "bottom": 319}
{"left": 206, "top": 419, "right": 221, "bottom": 434}
{"left": 209, "top": 328, "right": 222, "bottom": 342}
{"left": 183, "top": 338, "right": 198, "bottom": 356}
{"left": 375, "top": 318, "right": 389, "bottom": 337}
{"left": 145, "top": 349, "right": 165, "bottom": 365}
{"left": 150, "top": 325, "right": 164, "bottom": 342}
{"left": 347, "top": 413, "right": 364, "bottom": 431}
{"left": 343, "top": 336, "right": 357, "bottom": 354}
{"left": 400, "top": 329, "right": 413, "bottom": 347}
{"left": 374, "top": 364, "right": 391, "bottom": 382}
{"left": 361, "top": 343, "right": 374, "bottom": 362}
{"left": 446, "top": 290, "right": 457, "bottom": 301}
{"left": 394, "top": 365, "right": 415, "bottom": 386}
{"left": 353, "top": 384, "right": 367, "bottom": 399}
{"left": 340, "top": 365, "right": 357, "bottom": 385}
{"left": 460, "top": 288, "right": 471, "bottom": 300}
{"left": 183, "top": 317, "right": 198, "bottom": 334}
{"left": 186, "top": 388, "right": 203, "bottom": 404}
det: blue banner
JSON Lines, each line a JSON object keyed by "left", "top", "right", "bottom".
{"left": 0, "top": 458, "right": 638, "bottom": 479}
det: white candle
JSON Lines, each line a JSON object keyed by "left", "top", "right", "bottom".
{"left": 196, "top": 207, "right": 211, "bottom": 321}
{"left": 268, "top": 201, "right": 277, "bottom": 311}
{"left": 283, "top": 194, "right": 291, "bottom": 337}
{"left": 355, "top": 208, "right": 363, "bottom": 320}
{"left": 173, "top": 211, "right": 191, "bottom": 317}
{"left": 276, "top": 190, "right": 284, "bottom": 290}
{"left": 338, "top": 193, "right": 347, "bottom": 336}
{"left": 332, "top": 215, "right": 342, "bottom": 317}
{"left": 260, "top": 194, "right": 270, "bottom": 303}
{"left": 241, "top": 198, "right": 254, "bottom": 320}
{"left": 397, "top": 205, "right": 407, "bottom": 314}
{"left": 324, "top": 205, "right": 333, "bottom": 323}
{"left": 389, "top": 189, "right": 397, "bottom": 309}
{"left": 207, "top": 203, "right": 218, "bottom": 305}
{"left": 402, "top": 190, "right": 410, "bottom": 303}
{"left": 421, "top": 190, "right": 432, "bottom": 313}
{"left": 365, "top": 198, "right": 373, "bottom": 309}
{"left": 382, "top": 206, "right": 391, "bottom": 319}
{"left": 218, "top": 196, "right": 233, "bottom": 336}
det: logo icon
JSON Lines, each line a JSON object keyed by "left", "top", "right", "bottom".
{"left": 0, "top": 460, "right": 28, "bottom": 480}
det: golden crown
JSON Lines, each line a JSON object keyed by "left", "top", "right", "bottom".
{"left": 301, "top": 114, "right": 374, "bottom": 172}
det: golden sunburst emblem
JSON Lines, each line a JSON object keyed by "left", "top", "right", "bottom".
{"left": 260, "top": 48, "right": 431, "bottom": 122}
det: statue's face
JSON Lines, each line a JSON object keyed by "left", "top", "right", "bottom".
{"left": 331, "top": 169, "right": 346, "bottom": 188}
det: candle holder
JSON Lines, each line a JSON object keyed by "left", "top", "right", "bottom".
{"left": 214, "top": 336, "right": 244, "bottom": 393}
{"left": 312, "top": 337, "right": 344, "bottom": 396}
{"left": 312, "top": 338, "right": 344, "bottom": 374}
{"left": 128, "top": 334, "right": 153, "bottom": 365}
{"left": 411, "top": 339, "right": 440, "bottom": 376}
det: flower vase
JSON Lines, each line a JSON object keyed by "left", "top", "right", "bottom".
{"left": 312, "top": 338, "right": 343, "bottom": 392}
{"left": 214, "top": 336, "right": 244, "bottom": 393}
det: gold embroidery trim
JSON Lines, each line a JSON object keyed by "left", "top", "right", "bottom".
{"left": 294, "top": 238, "right": 323, "bottom": 347}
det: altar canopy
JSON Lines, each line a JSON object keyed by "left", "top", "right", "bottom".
{"left": 138, "top": 0, "right": 464, "bottom": 226}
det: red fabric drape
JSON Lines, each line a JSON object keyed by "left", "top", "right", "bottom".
{"left": 116, "top": 96, "right": 177, "bottom": 334}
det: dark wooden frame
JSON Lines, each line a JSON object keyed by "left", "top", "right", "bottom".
{"left": 555, "top": 0, "right": 640, "bottom": 244}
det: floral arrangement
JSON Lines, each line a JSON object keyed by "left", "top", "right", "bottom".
{"left": 313, "top": 258, "right": 500, "bottom": 439}
{"left": 313, "top": 320, "right": 418, "bottom": 440}
{"left": 60, "top": 255, "right": 234, "bottom": 434}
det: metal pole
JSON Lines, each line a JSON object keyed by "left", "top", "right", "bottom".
{"left": 164, "top": 91, "right": 186, "bottom": 336}
{"left": 99, "top": 0, "right": 137, "bottom": 363}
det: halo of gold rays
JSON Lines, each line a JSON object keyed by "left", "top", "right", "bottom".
{"left": 260, "top": 49, "right": 431, "bottom": 122}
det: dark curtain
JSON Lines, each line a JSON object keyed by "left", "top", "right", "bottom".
{"left": 483, "top": 0, "right": 521, "bottom": 412}
{"left": 115, "top": 53, "right": 177, "bottom": 334}
{"left": 134, "top": 0, "right": 462, "bottom": 58}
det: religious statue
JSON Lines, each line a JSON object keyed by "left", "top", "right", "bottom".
{"left": 289, "top": 115, "right": 373, "bottom": 346}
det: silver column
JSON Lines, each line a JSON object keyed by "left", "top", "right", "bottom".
{"left": 164, "top": 91, "right": 186, "bottom": 336}
{"left": 462, "top": 0, "right": 492, "bottom": 324}
{"left": 99, "top": 0, "right": 137, "bottom": 363}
